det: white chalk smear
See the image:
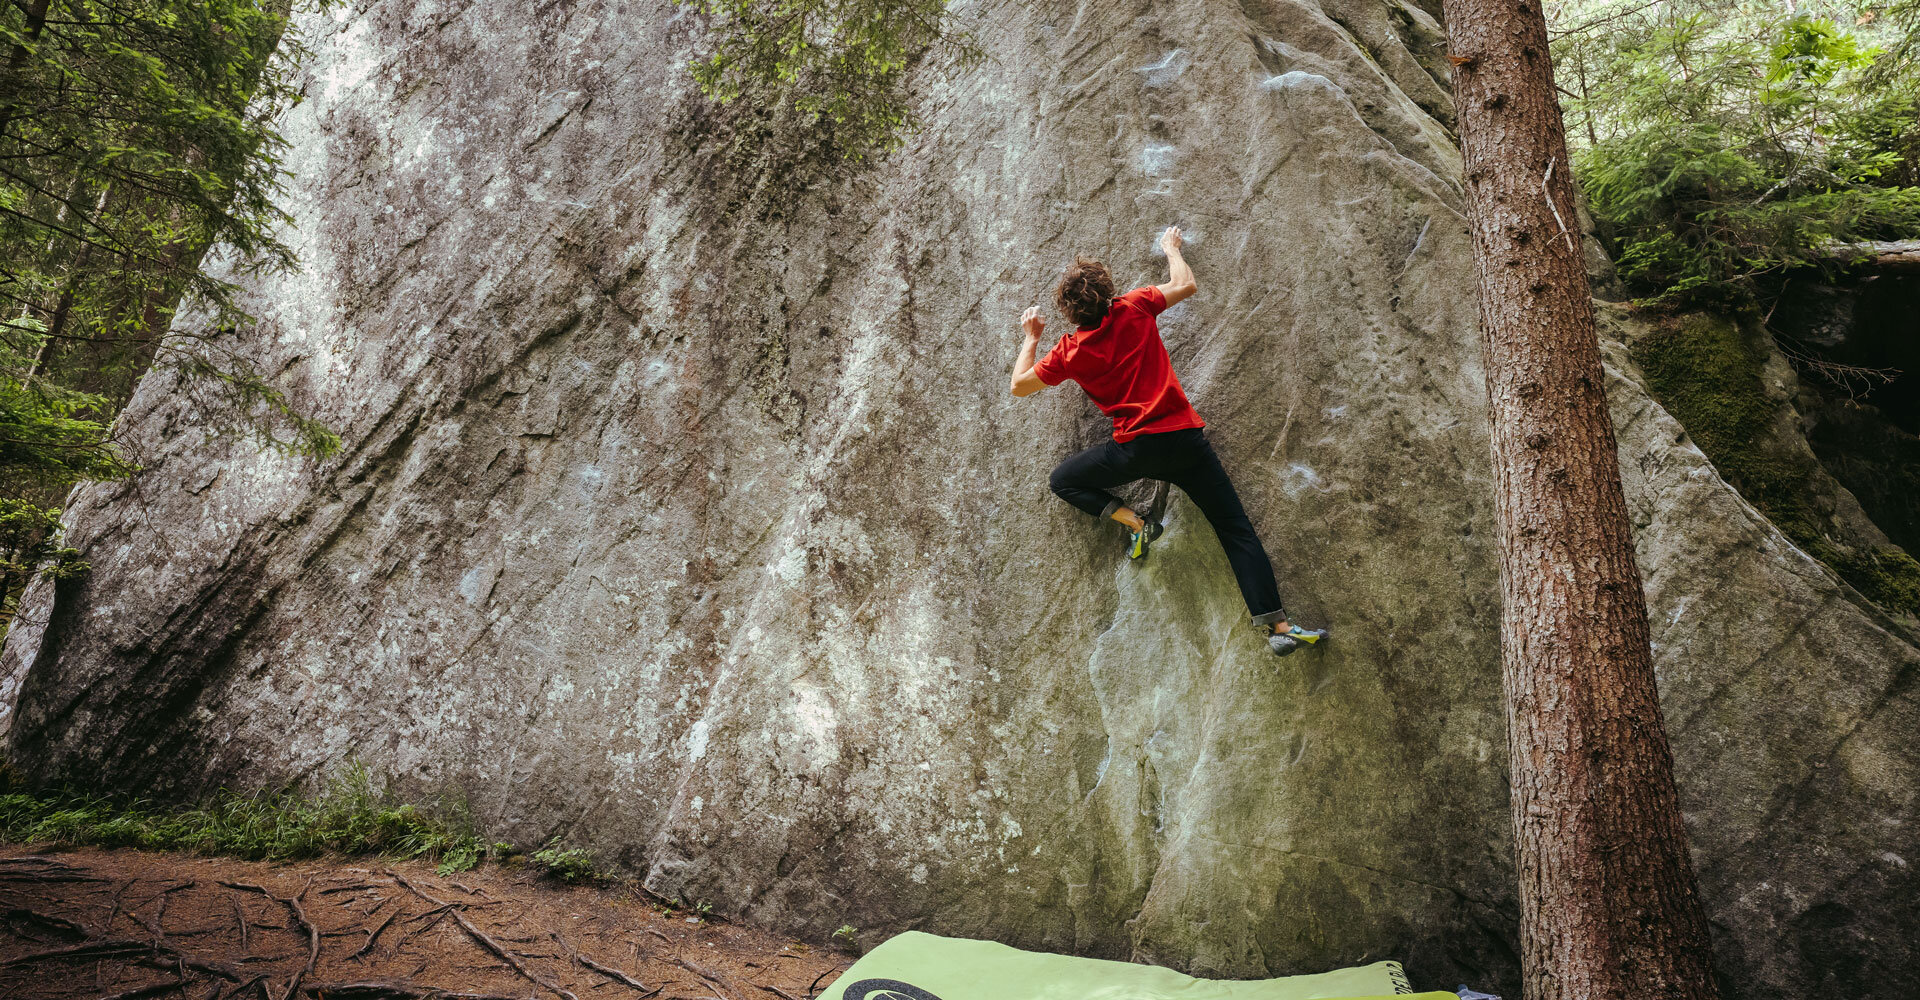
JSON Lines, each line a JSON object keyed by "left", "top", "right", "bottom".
{"left": 1261, "top": 70, "right": 1339, "bottom": 93}
{"left": 1281, "top": 462, "right": 1326, "bottom": 498}
{"left": 1136, "top": 49, "right": 1189, "bottom": 87}
{"left": 457, "top": 565, "right": 492, "bottom": 605}
{"left": 1137, "top": 143, "right": 1180, "bottom": 176}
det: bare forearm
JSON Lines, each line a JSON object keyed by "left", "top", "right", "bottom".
{"left": 1011, "top": 336, "right": 1039, "bottom": 390}
{"left": 1010, "top": 306, "right": 1051, "bottom": 396}
{"left": 1166, "top": 247, "right": 1194, "bottom": 289}
{"left": 1156, "top": 231, "right": 1198, "bottom": 306}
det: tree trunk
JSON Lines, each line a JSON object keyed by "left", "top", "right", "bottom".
{"left": 1822, "top": 239, "right": 1920, "bottom": 274}
{"left": 0, "top": 0, "right": 53, "bottom": 139}
{"left": 1434, "top": 2, "right": 1723, "bottom": 999}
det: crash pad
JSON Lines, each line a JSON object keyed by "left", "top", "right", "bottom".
{"left": 817, "top": 931, "right": 1453, "bottom": 999}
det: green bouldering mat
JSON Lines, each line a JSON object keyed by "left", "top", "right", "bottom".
{"left": 816, "top": 932, "right": 1456, "bottom": 1000}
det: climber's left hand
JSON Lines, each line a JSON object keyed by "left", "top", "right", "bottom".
{"left": 1021, "top": 306, "right": 1046, "bottom": 340}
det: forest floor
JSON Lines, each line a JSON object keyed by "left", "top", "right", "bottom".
{"left": 0, "top": 847, "right": 851, "bottom": 1000}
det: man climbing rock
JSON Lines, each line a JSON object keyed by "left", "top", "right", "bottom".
{"left": 1009, "top": 226, "right": 1328, "bottom": 657}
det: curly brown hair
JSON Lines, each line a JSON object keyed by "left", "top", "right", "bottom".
{"left": 1054, "top": 256, "right": 1115, "bottom": 329}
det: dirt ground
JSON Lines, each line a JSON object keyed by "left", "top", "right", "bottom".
{"left": 0, "top": 847, "right": 852, "bottom": 1000}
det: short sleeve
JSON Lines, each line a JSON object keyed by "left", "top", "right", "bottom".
{"left": 1032, "top": 339, "right": 1072, "bottom": 386}
{"left": 1118, "top": 285, "right": 1168, "bottom": 316}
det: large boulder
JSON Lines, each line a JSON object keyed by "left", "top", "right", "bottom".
{"left": 3, "top": 0, "right": 1913, "bottom": 996}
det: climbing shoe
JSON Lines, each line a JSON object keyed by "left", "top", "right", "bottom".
{"left": 1268, "top": 623, "right": 1329, "bottom": 657}
{"left": 1128, "top": 519, "right": 1164, "bottom": 560}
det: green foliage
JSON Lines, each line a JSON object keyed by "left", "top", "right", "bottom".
{"left": 435, "top": 838, "right": 483, "bottom": 876}
{"left": 1554, "top": 0, "right": 1920, "bottom": 304}
{"left": 0, "top": 0, "right": 339, "bottom": 511}
{"left": 172, "top": 348, "right": 341, "bottom": 459}
{"left": 0, "top": 763, "right": 484, "bottom": 871}
{"left": 0, "top": 325, "right": 121, "bottom": 632}
{"left": 530, "top": 838, "right": 600, "bottom": 883}
{"left": 0, "top": 497, "right": 88, "bottom": 625}
{"left": 1631, "top": 313, "right": 1920, "bottom": 615}
{"left": 1864, "top": 0, "right": 1920, "bottom": 88}
{"left": 682, "top": 0, "right": 982, "bottom": 161}
{"left": 0, "top": 320, "right": 131, "bottom": 488}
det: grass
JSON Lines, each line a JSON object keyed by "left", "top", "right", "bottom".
{"left": 0, "top": 769, "right": 850, "bottom": 948}
{"left": 0, "top": 762, "right": 626, "bottom": 886}
{"left": 0, "top": 763, "right": 487, "bottom": 876}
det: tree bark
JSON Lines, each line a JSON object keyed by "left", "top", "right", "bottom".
{"left": 0, "top": 0, "right": 53, "bottom": 140}
{"left": 1822, "top": 239, "right": 1920, "bottom": 274}
{"left": 1435, "top": 2, "right": 1723, "bottom": 999}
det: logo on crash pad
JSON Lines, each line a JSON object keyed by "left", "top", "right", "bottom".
{"left": 841, "top": 980, "right": 946, "bottom": 1000}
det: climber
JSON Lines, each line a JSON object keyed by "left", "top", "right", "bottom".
{"left": 1008, "top": 226, "right": 1328, "bottom": 657}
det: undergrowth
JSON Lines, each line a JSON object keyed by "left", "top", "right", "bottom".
{"left": 0, "top": 763, "right": 486, "bottom": 875}
{"left": 531, "top": 839, "right": 599, "bottom": 883}
{"left": 0, "top": 762, "right": 624, "bottom": 885}
{"left": 1560, "top": 6, "right": 1920, "bottom": 308}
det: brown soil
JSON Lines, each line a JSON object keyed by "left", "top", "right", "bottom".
{"left": 0, "top": 847, "right": 851, "bottom": 1000}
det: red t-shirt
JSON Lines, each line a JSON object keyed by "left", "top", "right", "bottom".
{"left": 1033, "top": 285, "right": 1205, "bottom": 442}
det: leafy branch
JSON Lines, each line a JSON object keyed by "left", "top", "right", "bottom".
{"left": 681, "top": 0, "right": 983, "bottom": 161}
{"left": 1552, "top": 1, "right": 1920, "bottom": 304}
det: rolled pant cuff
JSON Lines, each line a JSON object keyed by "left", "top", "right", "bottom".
{"left": 1249, "top": 608, "right": 1289, "bottom": 628}
{"left": 1098, "top": 498, "right": 1124, "bottom": 520}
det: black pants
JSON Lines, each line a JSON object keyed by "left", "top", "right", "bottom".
{"left": 1048, "top": 427, "right": 1286, "bottom": 625}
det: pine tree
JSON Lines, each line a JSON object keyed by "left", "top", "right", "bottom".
{"left": 0, "top": 0, "right": 337, "bottom": 624}
{"left": 1437, "top": 0, "right": 1724, "bottom": 995}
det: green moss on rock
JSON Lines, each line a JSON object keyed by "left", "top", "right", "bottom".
{"left": 1631, "top": 313, "right": 1920, "bottom": 617}
{"left": 1824, "top": 545, "right": 1920, "bottom": 616}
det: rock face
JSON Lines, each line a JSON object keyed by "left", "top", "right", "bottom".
{"left": 1773, "top": 272, "right": 1920, "bottom": 554}
{"left": 2, "top": 0, "right": 1915, "bottom": 996}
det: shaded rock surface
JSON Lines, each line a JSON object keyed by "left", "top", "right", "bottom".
{"left": 2, "top": 0, "right": 1914, "bottom": 996}
{"left": 1773, "top": 272, "right": 1920, "bottom": 554}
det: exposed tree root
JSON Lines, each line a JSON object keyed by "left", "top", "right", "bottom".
{"left": 3, "top": 907, "right": 90, "bottom": 940}
{"left": 98, "top": 980, "right": 186, "bottom": 1000}
{"left": 385, "top": 870, "right": 577, "bottom": 1000}
{"left": 4, "top": 938, "right": 151, "bottom": 965}
{"left": 218, "top": 879, "right": 320, "bottom": 999}
{"left": 551, "top": 931, "right": 659, "bottom": 996}
{"left": 671, "top": 955, "right": 739, "bottom": 999}
{"left": 1, "top": 850, "right": 843, "bottom": 1000}
{"left": 300, "top": 982, "right": 523, "bottom": 1000}
{"left": 317, "top": 885, "right": 381, "bottom": 897}
{"left": 349, "top": 910, "right": 397, "bottom": 961}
